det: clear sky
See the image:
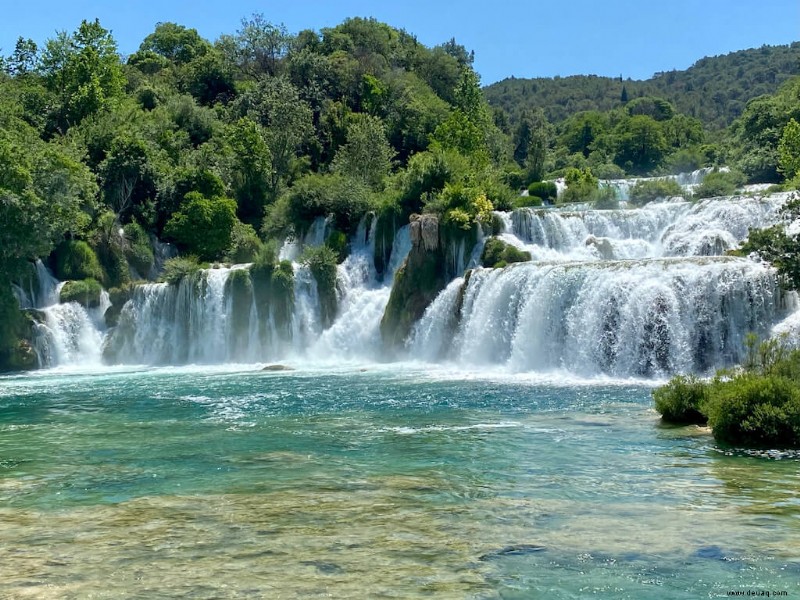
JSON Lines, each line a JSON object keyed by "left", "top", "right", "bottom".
{"left": 1, "top": 0, "right": 798, "bottom": 84}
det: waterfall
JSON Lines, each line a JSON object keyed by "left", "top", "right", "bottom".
{"left": 108, "top": 216, "right": 414, "bottom": 366}
{"left": 23, "top": 190, "right": 799, "bottom": 377}
{"left": 309, "top": 217, "right": 411, "bottom": 360}
{"left": 412, "top": 258, "right": 782, "bottom": 377}
{"left": 407, "top": 192, "right": 797, "bottom": 376}
{"left": 32, "top": 282, "right": 109, "bottom": 368}
{"left": 499, "top": 195, "right": 788, "bottom": 262}
{"left": 279, "top": 215, "right": 332, "bottom": 261}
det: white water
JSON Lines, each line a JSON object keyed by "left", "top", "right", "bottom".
{"left": 412, "top": 258, "right": 781, "bottom": 377}
{"left": 30, "top": 274, "right": 110, "bottom": 368}
{"left": 497, "top": 195, "right": 788, "bottom": 262}
{"left": 408, "top": 193, "right": 797, "bottom": 376}
{"left": 26, "top": 190, "right": 800, "bottom": 378}
{"left": 109, "top": 217, "right": 414, "bottom": 366}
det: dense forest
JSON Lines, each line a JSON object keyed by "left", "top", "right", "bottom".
{"left": 0, "top": 16, "right": 799, "bottom": 371}
{"left": 485, "top": 43, "right": 800, "bottom": 130}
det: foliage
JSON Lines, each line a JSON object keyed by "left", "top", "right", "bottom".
{"left": 59, "top": 278, "right": 102, "bottom": 308}
{"left": 485, "top": 43, "right": 800, "bottom": 130}
{"left": 592, "top": 186, "right": 619, "bottom": 209}
{"left": 123, "top": 220, "right": 155, "bottom": 277}
{"left": 562, "top": 167, "right": 598, "bottom": 203}
{"left": 778, "top": 118, "right": 800, "bottom": 179}
{"left": 527, "top": 181, "right": 558, "bottom": 203}
{"left": 161, "top": 255, "right": 202, "bottom": 285}
{"left": 332, "top": 114, "right": 395, "bottom": 189}
{"left": 225, "top": 220, "right": 263, "bottom": 264}
{"left": 693, "top": 169, "right": 746, "bottom": 199}
{"left": 740, "top": 224, "right": 800, "bottom": 290}
{"left": 514, "top": 195, "right": 542, "bottom": 208}
{"left": 705, "top": 373, "right": 800, "bottom": 448}
{"left": 628, "top": 178, "right": 683, "bottom": 206}
{"left": 275, "top": 172, "right": 373, "bottom": 235}
{"left": 41, "top": 19, "right": 125, "bottom": 132}
{"left": 53, "top": 240, "right": 103, "bottom": 281}
{"left": 163, "top": 192, "right": 238, "bottom": 260}
{"left": 653, "top": 375, "right": 708, "bottom": 424}
{"left": 481, "top": 238, "right": 531, "bottom": 268}
{"left": 654, "top": 337, "right": 800, "bottom": 448}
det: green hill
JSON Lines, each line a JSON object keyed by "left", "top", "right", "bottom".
{"left": 484, "top": 43, "right": 800, "bottom": 130}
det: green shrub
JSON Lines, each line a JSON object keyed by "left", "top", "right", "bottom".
{"left": 123, "top": 221, "right": 155, "bottom": 276}
{"left": 53, "top": 240, "right": 103, "bottom": 281}
{"left": 161, "top": 256, "right": 202, "bottom": 285}
{"left": 562, "top": 167, "right": 599, "bottom": 203}
{"left": 325, "top": 229, "right": 349, "bottom": 262}
{"left": 527, "top": 181, "right": 558, "bottom": 203}
{"left": 514, "top": 195, "right": 543, "bottom": 208}
{"left": 481, "top": 238, "right": 531, "bottom": 268}
{"left": 593, "top": 186, "right": 619, "bottom": 210}
{"left": 225, "top": 220, "right": 263, "bottom": 264}
{"left": 591, "top": 163, "right": 626, "bottom": 180}
{"left": 705, "top": 374, "right": 800, "bottom": 448}
{"left": 653, "top": 375, "right": 709, "bottom": 424}
{"left": 280, "top": 173, "right": 374, "bottom": 235}
{"left": 59, "top": 278, "right": 103, "bottom": 308}
{"left": 629, "top": 179, "right": 684, "bottom": 206}
{"left": 164, "top": 192, "right": 238, "bottom": 261}
{"left": 694, "top": 169, "right": 746, "bottom": 199}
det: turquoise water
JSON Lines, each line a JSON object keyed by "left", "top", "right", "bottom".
{"left": 1, "top": 365, "right": 799, "bottom": 598}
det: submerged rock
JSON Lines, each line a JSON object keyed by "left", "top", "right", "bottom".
{"left": 479, "top": 544, "right": 546, "bottom": 561}
{"left": 262, "top": 364, "right": 295, "bottom": 372}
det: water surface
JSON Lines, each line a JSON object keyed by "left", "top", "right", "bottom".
{"left": 1, "top": 365, "right": 798, "bottom": 598}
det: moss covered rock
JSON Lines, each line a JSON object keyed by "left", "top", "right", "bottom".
{"left": 60, "top": 278, "right": 103, "bottom": 308}
{"left": 381, "top": 214, "right": 448, "bottom": 349}
{"left": 104, "top": 283, "right": 137, "bottom": 328}
{"left": 302, "top": 246, "right": 339, "bottom": 329}
{"left": 481, "top": 238, "right": 531, "bottom": 268}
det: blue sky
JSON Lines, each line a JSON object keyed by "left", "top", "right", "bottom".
{"left": 1, "top": 0, "right": 798, "bottom": 84}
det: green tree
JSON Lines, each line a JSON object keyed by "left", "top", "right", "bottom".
{"left": 226, "top": 118, "right": 273, "bottom": 222}
{"left": 235, "top": 77, "right": 314, "bottom": 200}
{"left": 163, "top": 192, "right": 238, "bottom": 260}
{"left": 778, "top": 118, "right": 800, "bottom": 179}
{"left": 332, "top": 114, "right": 394, "bottom": 189}
{"left": 230, "top": 14, "right": 292, "bottom": 77}
{"left": 41, "top": 19, "right": 125, "bottom": 131}
{"left": 136, "top": 22, "right": 210, "bottom": 65}
{"left": 612, "top": 115, "right": 668, "bottom": 173}
{"left": 4, "top": 37, "right": 39, "bottom": 76}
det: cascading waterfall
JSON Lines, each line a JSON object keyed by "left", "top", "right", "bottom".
{"left": 108, "top": 217, "right": 414, "bottom": 365}
{"left": 308, "top": 219, "right": 414, "bottom": 360}
{"left": 29, "top": 188, "right": 800, "bottom": 377}
{"left": 409, "top": 193, "right": 797, "bottom": 376}
{"left": 500, "top": 195, "right": 789, "bottom": 262}
{"left": 412, "top": 258, "right": 781, "bottom": 377}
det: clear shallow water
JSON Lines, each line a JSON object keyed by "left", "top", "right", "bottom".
{"left": 0, "top": 366, "right": 799, "bottom": 598}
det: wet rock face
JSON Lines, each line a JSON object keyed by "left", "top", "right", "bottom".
{"left": 381, "top": 215, "right": 447, "bottom": 350}
{"left": 410, "top": 214, "right": 439, "bottom": 252}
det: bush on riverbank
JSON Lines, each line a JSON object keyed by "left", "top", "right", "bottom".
{"left": 654, "top": 337, "right": 800, "bottom": 448}
{"left": 628, "top": 179, "right": 683, "bottom": 206}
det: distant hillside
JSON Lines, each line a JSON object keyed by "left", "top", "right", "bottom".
{"left": 484, "top": 43, "right": 800, "bottom": 129}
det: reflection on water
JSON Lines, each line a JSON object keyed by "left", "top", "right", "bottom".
{"left": 0, "top": 366, "right": 799, "bottom": 598}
